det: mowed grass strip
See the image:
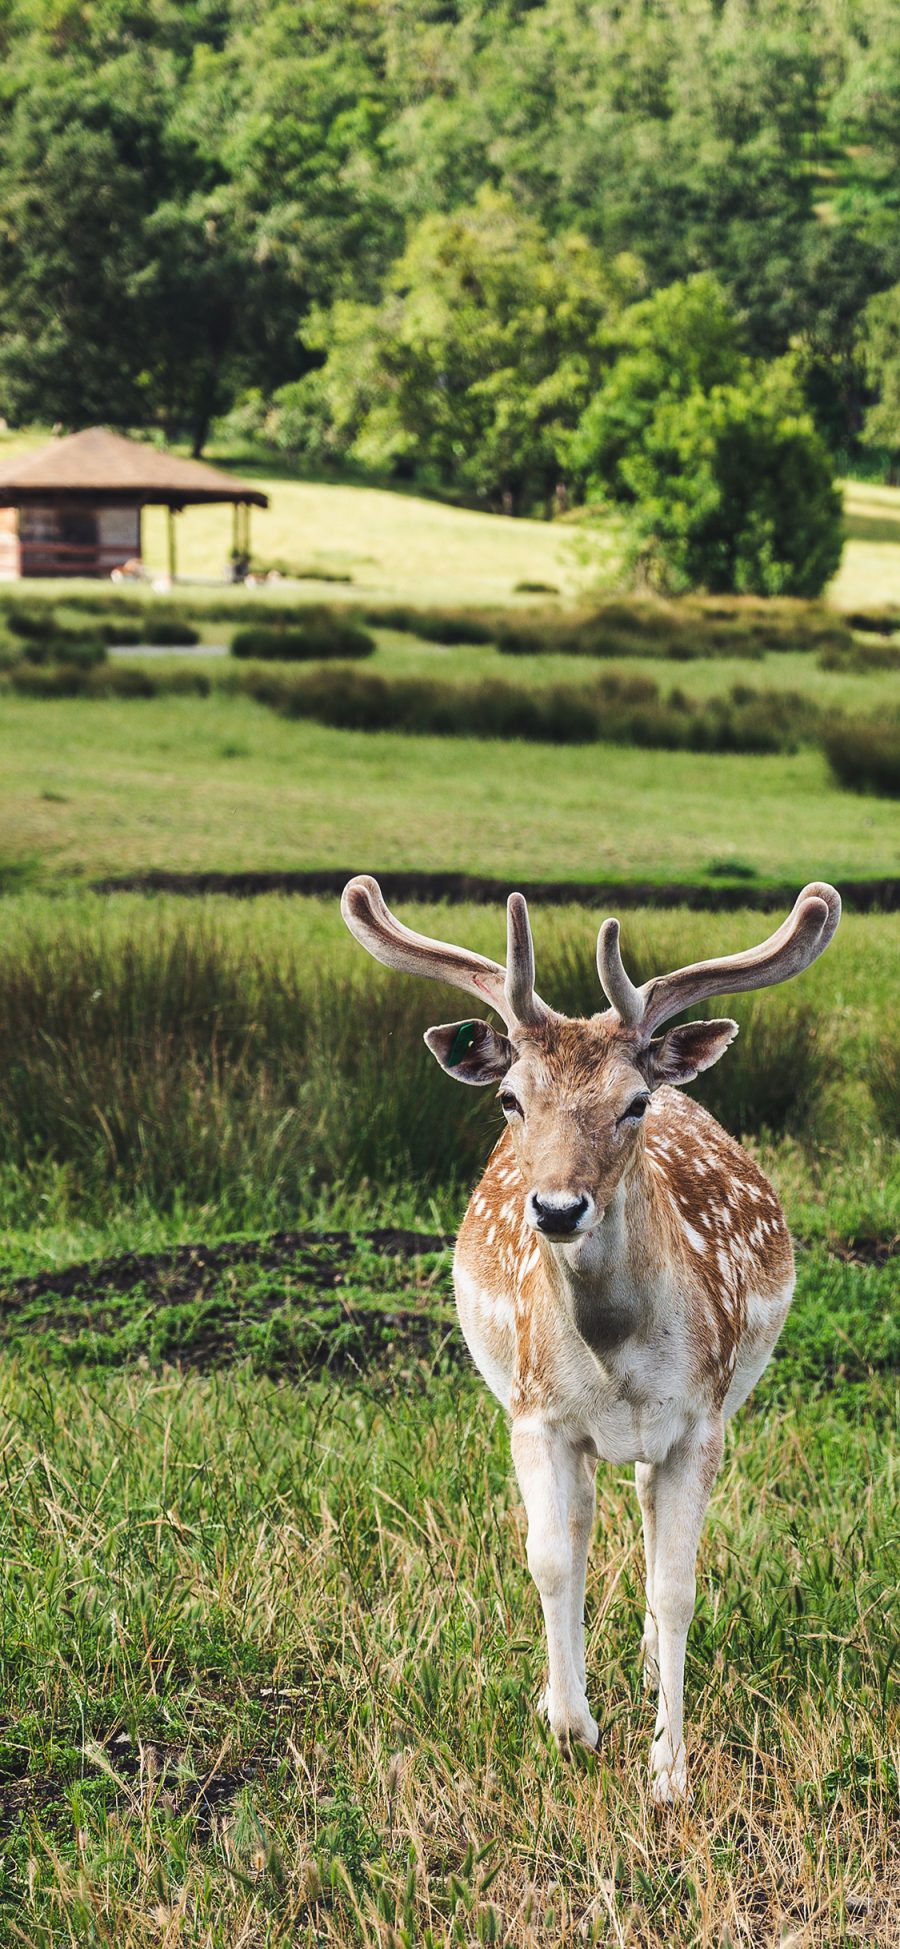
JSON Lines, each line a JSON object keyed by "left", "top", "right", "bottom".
{"left": 0, "top": 1352, "right": 893, "bottom": 1946}
{"left": 2, "top": 691, "right": 898, "bottom": 888}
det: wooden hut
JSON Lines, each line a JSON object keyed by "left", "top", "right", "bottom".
{"left": 0, "top": 426, "right": 268, "bottom": 580}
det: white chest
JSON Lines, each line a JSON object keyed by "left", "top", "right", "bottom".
{"left": 455, "top": 1262, "right": 694, "bottom": 1466}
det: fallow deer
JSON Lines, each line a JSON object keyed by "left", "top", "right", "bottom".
{"left": 341, "top": 876, "right": 841, "bottom": 1802}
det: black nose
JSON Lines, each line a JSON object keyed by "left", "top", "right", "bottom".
{"left": 531, "top": 1193, "right": 590, "bottom": 1235}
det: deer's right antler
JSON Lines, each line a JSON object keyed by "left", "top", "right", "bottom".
{"left": 341, "top": 875, "right": 549, "bottom": 1031}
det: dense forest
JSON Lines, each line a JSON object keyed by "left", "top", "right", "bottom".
{"left": 0, "top": 0, "right": 898, "bottom": 583}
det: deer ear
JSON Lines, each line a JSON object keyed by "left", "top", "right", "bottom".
{"left": 646, "top": 1019, "right": 738, "bottom": 1088}
{"left": 424, "top": 1019, "right": 514, "bottom": 1086}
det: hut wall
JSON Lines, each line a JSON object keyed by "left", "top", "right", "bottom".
{"left": 18, "top": 502, "right": 140, "bottom": 577}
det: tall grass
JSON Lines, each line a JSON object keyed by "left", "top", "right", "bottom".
{"left": 232, "top": 666, "right": 821, "bottom": 753}
{"left": 494, "top": 598, "right": 851, "bottom": 661}
{"left": 0, "top": 1357, "right": 893, "bottom": 1946}
{"left": 231, "top": 616, "right": 374, "bottom": 660}
{"left": 0, "top": 909, "right": 850, "bottom": 1232}
{"left": 823, "top": 718, "right": 900, "bottom": 796}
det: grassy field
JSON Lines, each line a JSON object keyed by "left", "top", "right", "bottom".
{"left": 0, "top": 893, "right": 894, "bottom": 1944}
{"left": 3, "top": 425, "right": 900, "bottom": 609}
{"left": 2, "top": 688, "right": 897, "bottom": 891}
{"left": 0, "top": 446, "right": 897, "bottom": 1944}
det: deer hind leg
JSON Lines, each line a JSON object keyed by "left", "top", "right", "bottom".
{"left": 647, "top": 1421, "right": 723, "bottom": 1806}
{"left": 634, "top": 1461, "right": 659, "bottom": 1688}
{"left": 512, "top": 1420, "right": 598, "bottom": 1753}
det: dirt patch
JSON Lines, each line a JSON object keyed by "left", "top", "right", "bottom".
{"left": 0, "top": 1228, "right": 457, "bottom": 1377}
{"left": 0, "top": 1226, "right": 449, "bottom": 1313}
{"left": 823, "top": 1232, "right": 898, "bottom": 1267}
{"left": 89, "top": 867, "right": 900, "bottom": 913}
{"left": 0, "top": 1735, "right": 272, "bottom": 1837}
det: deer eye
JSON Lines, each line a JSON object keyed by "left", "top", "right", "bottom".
{"left": 498, "top": 1090, "right": 523, "bottom": 1117}
{"left": 620, "top": 1094, "right": 649, "bottom": 1123}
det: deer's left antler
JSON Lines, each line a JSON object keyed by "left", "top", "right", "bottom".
{"left": 597, "top": 882, "right": 841, "bottom": 1037}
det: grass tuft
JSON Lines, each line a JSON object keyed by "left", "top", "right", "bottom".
{"left": 822, "top": 718, "right": 900, "bottom": 796}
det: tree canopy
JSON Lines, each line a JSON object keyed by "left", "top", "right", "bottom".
{"left": 0, "top": 0, "right": 894, "bottom": 584}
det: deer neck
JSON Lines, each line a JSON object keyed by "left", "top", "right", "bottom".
{"left": 538, "top": 1145, "right": 663, "bottom": 1356}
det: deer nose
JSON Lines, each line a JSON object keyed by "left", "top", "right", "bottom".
{"left": 527, "top": 1191, "right": 594, "bottom": 1237}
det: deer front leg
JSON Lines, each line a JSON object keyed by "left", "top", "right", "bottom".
{"left": 511, "top": 1419, "right": 598, "bottom": 1753}
{"left": 634, "top": 1461, "right": 659, "bottom": 1687}
{"left": 646, "top": 1420, "right": 723, "bottom": 1805}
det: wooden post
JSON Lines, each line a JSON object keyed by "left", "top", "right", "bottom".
{"left": 167, "top": 506, "right": 177, "bottom": 585}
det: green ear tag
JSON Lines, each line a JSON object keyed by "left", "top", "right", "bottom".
{"left": 449, "top": 1021, "right": 479, "bottom": 1066}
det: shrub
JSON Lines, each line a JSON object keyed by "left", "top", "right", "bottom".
{"left": 818, "top": 642, "right": 900, "bottom": 674}
{"left": 572, "top": 277, "right": 844, "bottom": 596}
{"left": 494, "top": 599, "right": 849, "bottom": 662}
{"left": 21, "top": 636, "right": 107, "bottom": 670}
{"left": 231, "top": 617, "right": 374, "bottom": 660}
{"left": 514, "top": 580, "right": 559, "bottom": 595}
{"left": 99, "top": 622, "right": 144, "bottom": 647}
{"left": 5, "top": 604, "right": 58, "bottom": 642}
{"left": 845, "top": 609, "right": 899, "bottom": 637}
{"left": 143, "top": 618, "right": 201, "bottom": 646}
{"left": 366, "top": 605, "right": 495, "bottom": 645}
{"left": 234, "top": 664, "right": 825, "bottom": 754}
{"left": 822, "top": 719, "right": 900, "bottom": 796}
{"left": 249, "top": 557, "right": 353, "bottom": 582}
{"left": 91, "top": 664, "right": 159, "bottom": 698}
{"left": 9, "top": 663, "right": 90, "bottom": 697}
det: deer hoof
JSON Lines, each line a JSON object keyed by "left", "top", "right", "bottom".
{"left": 540, "top": 1686, "right": 599, "bottom": 1754}
{"left": 650, "top": 1755, "right": 689, "bottom": 1806}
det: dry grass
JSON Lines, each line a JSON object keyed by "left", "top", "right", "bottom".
{"left": 0, "top": 1357, "right": 894, "bottom": 1947}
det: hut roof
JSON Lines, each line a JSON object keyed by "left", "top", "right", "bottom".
{"left": 0, "top": 427, "right": 269, "bottom": 508}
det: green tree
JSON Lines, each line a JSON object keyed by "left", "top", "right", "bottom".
{"left": 859, "top": 283, "right": 900, "bottom": 479}
{"left": 620, "top": 369, "right": 843, "bottom": 596}
{"left": 568, "top": 275, "right": 746, "bottom": 503}
{"left": 269, "top": 193, "right": 639, "bottom": 510}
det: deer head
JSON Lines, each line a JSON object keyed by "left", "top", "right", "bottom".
{"left": 341, "top": 877, "right": 840, "bottom": 1243}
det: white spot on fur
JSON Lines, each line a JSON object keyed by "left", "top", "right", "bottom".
{"left": 683, "top": 1221, "right": 706, "bottom": 1255}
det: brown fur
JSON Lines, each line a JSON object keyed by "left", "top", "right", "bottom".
{"left": 457, "top": 1015, "right": 793, "bottom": 1415}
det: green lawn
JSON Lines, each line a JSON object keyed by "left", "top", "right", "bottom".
{"left": 3, "top": 426, "right": 900, "bottom": 610}
{"left": 0, "top": 1281, "right": 893, "bottom": 1946}
{"left": 0, "top": 438, "right": 897, "bottom": 1948}
{"left": 1, "top": 688, "right": 896, "bottom": 890}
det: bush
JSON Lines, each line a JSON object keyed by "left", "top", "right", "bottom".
{"left": 494, "top": 599, "right": 850, "bottom": 662}
{"left": 5, "top": 604, "right": 58, "bottom": 642}
{"left": 622, "top": 379, "right": 843, "bottom": 596}
{"left": 249, "top": 557, "right": 353, "bottom": 583}
{"left": 822, "top": 720, "right": 900, "bottom": 796}
{"left": 9, "top": 663, "right": 91, "bottom": 697}
{"left": 845, "top": 609, "right": 899, "bottom": 637}
{"left": 231, "top": 617, "right": 374, "bottom": 660}
{"left": 234, "top": 664, "right": 824, "bottom": 753}
{"left": 818, "top": 642, "right": 900, "bottom": 674}
{"left": 20, "top": 636, "right": 107, "bottom": 670}
{"left": 99, "top": 622, "right": 144, "bottom": 646}
{"left": 573, "top": 279, "right": 843, "bottom": 596}
{"left": 366, "top": 605, "right": 495, "bottom": 645}
{"left": 143, "top": 618, "right": 201, "bottom": 646}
